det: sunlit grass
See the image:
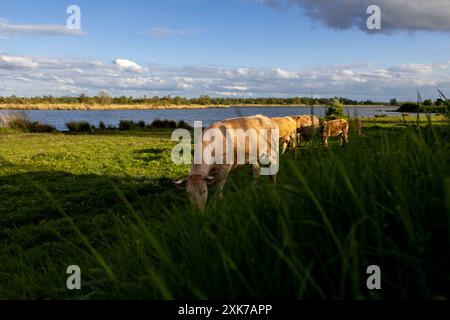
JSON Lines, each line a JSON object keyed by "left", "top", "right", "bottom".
{"left": 0, "top": 124, "right": 449, "bottom": 299}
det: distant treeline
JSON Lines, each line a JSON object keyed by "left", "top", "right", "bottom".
{"left": 0, "top": 94, "right": 387, "bottom": 106}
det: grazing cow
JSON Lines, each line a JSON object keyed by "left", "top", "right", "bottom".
{"left": 321, "top": 119, "right": 349, "bottom": 150}
{"left": 290, "top": 115, "right": 320, "bottom": 144}
{"left": 298, "top": 125, "right": 320, "bottom": 144}
{"left": 290, "top": 115, "right": 320, "bottom": 129}
{"left": 271, "top": 116, "right": 297, "bottom": 154}
{"left": 174, "top": 115, "right": 279, "bottom": 210}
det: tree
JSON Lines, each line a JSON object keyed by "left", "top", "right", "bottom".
{"left": 97, "top": 90, "right": 112, "bottom": 105}
{"left": 325, "top": 98, "right": 344, "bottom": 120}
{"left": 390, "top": 98, "right": 398, "bottom": 106}
{"left": 423, "top": 99, "right": 433, "bottom": 106}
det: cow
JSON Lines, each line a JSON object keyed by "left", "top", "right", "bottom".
{"left": 290, "top": 115, "right": 320, "bottom": 145}
{"left": 173, "top": 114, "right": 279, "bottom": 210}
{"left": 271, "top": 116, "right": 297, "bottom": 154}
{"left": 290, "top": 115, "right": 320, "bottom": 130}
{"left": 320, "top": 119, "right": 349, "bottom": 150}
{"left": 298, "top": 125, "right": 320, "bottom": 144}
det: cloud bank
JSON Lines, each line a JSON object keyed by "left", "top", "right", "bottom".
{"left": 259, "top": 0, "right": 450, "bottom": 33}
{"left": 0, "top": 53, "right": 449, "bottom": 100}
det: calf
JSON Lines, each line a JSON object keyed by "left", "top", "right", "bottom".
{"left": 321, "top": 119, "right": 349, "bottom": 150}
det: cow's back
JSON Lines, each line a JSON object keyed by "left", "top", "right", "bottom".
{"left": 204, "top": 114, "right": 278, "bottom": 166}
{"left": 291, "top": 115, "right": 320, "bottom": 128}
{"left": 325, "top": 119, "right": 349, "bottom": 136}
{"left": 272, "top": 116, "right": 296, "bottom": 139}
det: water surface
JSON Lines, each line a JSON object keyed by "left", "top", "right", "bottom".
{"left": 0, "top": 106, "right": 401, "bottom": 131}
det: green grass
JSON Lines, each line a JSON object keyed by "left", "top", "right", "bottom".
{"left": 361, "top": 115, "right": 448, "bottom": 128}
{"left": 0, "top": 123, "right": 449, "bottom": 299}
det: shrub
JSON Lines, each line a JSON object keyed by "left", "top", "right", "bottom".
{"left": 119, "top": 120, "right": 134, "bottom": 131}
{"left": 30, "top": 122, "right": 56, "bottom": 133}
{"left": 0, "top": 112, "right": 32, "bottom": 130}
{"left": 435, "top": 99, "right": 445, "bottom": 107}
{"left": 150, "top": 119, "right": 177, "bottom": 128}
{"left": 0, "top": 112, "right": 55, "bottom": 132}
{"left": 176, "top": 120, "right": 192, "bottom": 130}
{"left": 325, "top": 99, "right": 344, "bottom": 120}
{"left": 66, "top": 121, "right": 92, "bottom": 133}
{"left": 397, "top": 102, "right": 420, "bottom": 112}
{"left": 98, "top": 121, "right": 106, "bottom": 130}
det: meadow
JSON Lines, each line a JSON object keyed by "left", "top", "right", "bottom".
{"left": 0, "top": 118, "right": 449, "bottom": 299}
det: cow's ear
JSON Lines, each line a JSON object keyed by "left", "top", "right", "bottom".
{"left": 204, "top": 176, "right": 216, "bottom": 185}
{"left": 173, "top": 178, "right": 188, "bottom": 189}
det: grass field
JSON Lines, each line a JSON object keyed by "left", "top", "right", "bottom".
{"left": 0, "top": 122, "right": 449, "bottom": 299}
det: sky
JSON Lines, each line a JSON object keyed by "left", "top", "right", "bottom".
{"left": 0, "top": 0, "right": 450, "bottom": 101}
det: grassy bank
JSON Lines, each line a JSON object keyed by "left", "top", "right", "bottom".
{"left": 0, "top": 103, "right": 229, "bottom": 110}
{"left": 0, "top": 122, "right": 449, "bottom": 299}
{"left": 361, "top": 115, "right": 448, "bottom": 127}
{"left": 0, "top": 103, "right": 389, "bottom": 110}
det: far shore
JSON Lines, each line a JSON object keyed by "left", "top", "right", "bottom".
{"left": 0, "top": 103, "right": 390, "bottom": 111}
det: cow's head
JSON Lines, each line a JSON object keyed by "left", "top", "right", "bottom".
{"left": 174, "top": 174, "right": 215, "bottom": 210}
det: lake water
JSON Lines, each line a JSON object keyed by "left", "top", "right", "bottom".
{"left": 0, "top": 106, "right": 402, "bottom": 131}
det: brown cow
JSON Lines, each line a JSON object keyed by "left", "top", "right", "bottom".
{"left": 321, "top": 119, "right": 349, "bottom": 150}
{"left": 271, "top": 116, "right": 297, "bottom": 154}
{"left": 174, "top": 114, "right": 279, "bottom": 210}
{"left": 298, "top": 125, "right": 320, "bottom": 144}
{"left": 290, "top": 115, "right": 320, "bottom": 145}
{"left": 290, "top": 115, "right": 320, "bottom": 129}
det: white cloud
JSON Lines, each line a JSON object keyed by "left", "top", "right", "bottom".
{"left": 273, "top": 67, "right": 299, "bottom": 79}
{"left": 113, "top": 59, "right": 148, "bottom": 74}
{"left": 0, "top": 20, "right": 85, "bottom": 36}
{"left": 223, "top": 85, "right": 248, "bottom": 91}
{"left": 0, "top": 54, "right": 38, "bottom": 70}
{"left": 146, "top": 27, "right": 198, "bottom": 38}
{"left": 389, "top": 63, "right": 433, "bottom": 74}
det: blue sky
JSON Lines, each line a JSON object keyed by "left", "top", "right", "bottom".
{"left": 1, "top": 0, "right": 450, "bottom": 100}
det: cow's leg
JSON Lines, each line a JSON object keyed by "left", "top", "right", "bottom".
{"left": 339, "top": 134, "right": 344, "bottom": 146}
{"left": 270, "top": 174, "right": 277, "bottom": 184}
{"left": 297, "top": 130, "right": 303, "bottom": 147}
{"left": 281, "top": 140, "right": 288, "bottom": 155}
{"left": 323, "top": 137, "right": 329, "bottom": 150}
{"left": 291, "top": 133, "right": 297, "bottom": 149}
{"left": 343, "top": 130, "right": 349, "bottom": 145}
{"left": 216, "top": 165, "right": 232, "bottom": 200}
{"left": 251, "top": 163, "right": 260, "bottom": 179}
{"left": 250, "top": 163, "right": 261, "bottom": 186}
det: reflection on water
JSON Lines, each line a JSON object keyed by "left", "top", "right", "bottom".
{"left": 0, "top": 106, "right": 401, "bottom": 131}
